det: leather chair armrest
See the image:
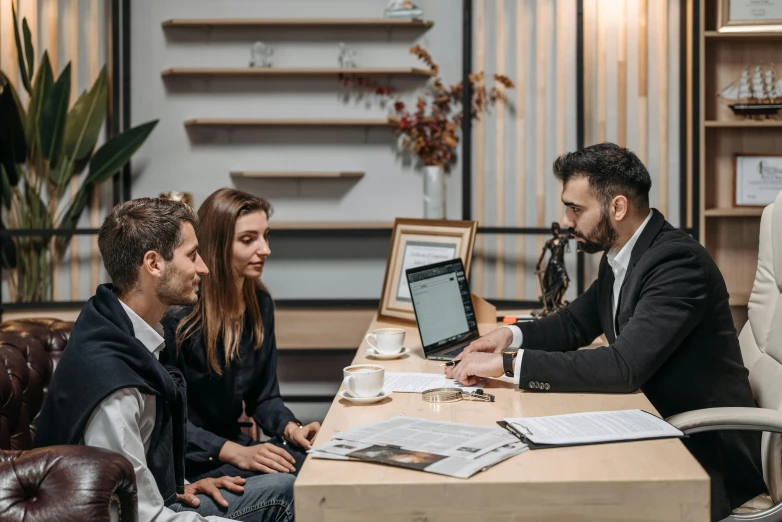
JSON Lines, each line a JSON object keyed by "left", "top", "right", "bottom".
{"left": 0, "top": 446, "right": 138, "bottom": 522}
{"left": 667, "top": 407, "right": 782, "bottom": 436}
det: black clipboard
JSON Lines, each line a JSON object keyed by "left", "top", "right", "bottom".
{"left": 497, "top": 411, "right": 687, "bottom": 450}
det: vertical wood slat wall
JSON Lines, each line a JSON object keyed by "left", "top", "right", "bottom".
{"left": 472, "top": 0, "right": 683, "bottom": 301}
{"left": 0, "top": 0, "right": 106, "bottom": 302}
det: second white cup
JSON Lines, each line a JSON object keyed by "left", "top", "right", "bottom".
{"left": 342, "top": 364, "right": 385, "bottom": 398}
{"left": 365, "top": 327, "right": 405, "bottom": 354}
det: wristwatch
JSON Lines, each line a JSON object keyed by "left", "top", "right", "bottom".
{"left": 501, "top": 347, "right": 519, "bottom": 378}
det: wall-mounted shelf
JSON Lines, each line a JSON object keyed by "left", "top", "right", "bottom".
{"left": 162, "top": 67, "right": 434, "bottom": 78}
{"left": 272, "top": 221, "right": 392, "bottom": 231}
{"left": 162, "top": 18, "right": 434, "bottom": 29}
{"left": 704, "top": 208, "right": 764, "bottom": 217}
{"left": 185, "top": 118, "right": 393, "bottom": 128}
{"left": 232, "top": 171, "right": 365, "bottom": 180}
{"left": 705, "top": 31, "right": 782, "bottom": 39}
{"left": 705, "top": 120, "right": 782, "bottom": 128}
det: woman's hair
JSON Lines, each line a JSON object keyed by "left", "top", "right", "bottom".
{"left": 176, "top": 188, "right": 273, "bottom": 375}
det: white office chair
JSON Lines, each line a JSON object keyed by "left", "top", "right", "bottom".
{"left": 668, "top": 190, "right": 782, "bottom": 521}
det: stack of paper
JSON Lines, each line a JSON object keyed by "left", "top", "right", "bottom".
{"left": 503, "top": 409, "right": 684, "bottom": 448}
{"left": 310, "top": 415, "right": 527, "bottom": 478}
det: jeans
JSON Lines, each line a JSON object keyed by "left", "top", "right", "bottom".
{"left": 169, "top": 473, "right": 295, "bottom": 521}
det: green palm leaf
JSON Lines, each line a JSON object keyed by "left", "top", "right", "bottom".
{"left": 27, "top": 52, "right": 54, "bottom": 148}
{"left": 63, "top": 66, "right": 108, "bottom": 161}
{"left": 87, "top": 120, "right": 159, "bottom": 185}
{"left": 0, "top": 81, "right": 27, "bottom": 182}
{"left": 22, "top": 18, "right": 34, "bottom": 81}
{"left": 40, "top": 63, "right": 71, "bottom": 173}
{"left": 11, "top": 5, "right": 30, "bottom": 93}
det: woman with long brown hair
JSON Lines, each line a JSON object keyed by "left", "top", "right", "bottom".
{"left": 162, "top": 188, "right": 319, "bottom": 482}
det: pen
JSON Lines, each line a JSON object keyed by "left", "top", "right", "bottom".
{"left": 439, "top": 360, "right": 461, "bottom": 367}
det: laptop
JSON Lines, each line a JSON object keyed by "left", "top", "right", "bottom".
{"left": 406, "top": 258, "right": 480, "bottom": 361}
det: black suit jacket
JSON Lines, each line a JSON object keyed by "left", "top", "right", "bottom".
{"left": 516, "top": 209, "right": 765, "bottom": 520}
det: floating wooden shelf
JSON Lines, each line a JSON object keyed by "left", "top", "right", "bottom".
{"left": 162, "top": 18, "right": 434, "bottom": 29}
{"left": 705, "top": 120, "right": 782, "bottom": 128}
{"left": 162, "top": 67, "right": 435, "bottom": 78}
{"left": 185, "top": 118, "right": 392, "bottom": 128}
{"left": 231, "top": 171, "right": 365, "bottom": 180}
{"left": 272, "top": 221, "right": 392, "bottom": 230}
{"left": 704, "top": 207, "right": 764, "bottom": 217}
{"left": 705, "top": 31, "right": 782, "bottom": 39}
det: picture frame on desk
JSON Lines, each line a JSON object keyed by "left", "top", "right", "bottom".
{"left": 718, "top": 0, "right": 782, "bottom": 32}
{"left": 734, "top": 154, "right": 782, "bottom": 207}
{"left": 378, "top": 218, "right": 477, "bottom": 324}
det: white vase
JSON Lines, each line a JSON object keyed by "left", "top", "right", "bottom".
{"left": 423, "top": 165, "right": 445, "bottom": 219}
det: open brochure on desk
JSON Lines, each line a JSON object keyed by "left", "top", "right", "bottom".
{"left": 501, "top": 409, "right": 684, "bottom": 449}
{"left": 309, "top": 415, "right": 527, "bottom": 478}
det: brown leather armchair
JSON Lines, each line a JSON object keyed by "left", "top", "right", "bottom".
{"left": 0, "top": 319, "right": 138, "bottom": 522}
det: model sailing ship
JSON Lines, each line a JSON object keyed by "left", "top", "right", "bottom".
{"left": 718, "top": 64, "right": 782, "bottom": 118}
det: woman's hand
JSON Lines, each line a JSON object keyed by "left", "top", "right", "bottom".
{"left": 176, "top": 476, "right": 246, "bottom": 508}
{"left": 283, "top": 421, "right": 321, "bottom": 450}
{"left": 219, "top": 440, "right": 297, "bottom": 473}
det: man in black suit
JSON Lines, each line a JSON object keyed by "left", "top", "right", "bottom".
{"left": 447, "top": 143, "right": 765, "bottom": 520}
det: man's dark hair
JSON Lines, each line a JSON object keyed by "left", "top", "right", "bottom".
{"left": 553, "top": 142, "right": 652, "bottom": 210}
{"left": 98, "top": 198, "right": 198, "bottom": 295}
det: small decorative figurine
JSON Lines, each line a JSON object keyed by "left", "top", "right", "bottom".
{"left": 249, "top": 41, "right": 274, "bottom": 68}
{"left": 338, "top": 43, "right": 357, "bottom": 68}
{"left": 533, "top": 222, "right": 571, "bottom": 317}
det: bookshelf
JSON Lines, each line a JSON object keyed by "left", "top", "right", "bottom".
{"left": 695, "top": 1, "right": 782, "bottom": 325}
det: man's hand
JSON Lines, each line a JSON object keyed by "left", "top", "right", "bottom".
{"left": 219, "top": 441, "right": 297, "bottom": 473}
{"left": 283, "top": 421, "right": 320, "bottom": 450}
{"left": 445, "top": 352, "right": 505, "bottom": 385}
{"left": 454, "top": 327, "right": 514, "bottom": 361}
{"left": 176, "top": 476, "right": 246, "bottom": 508}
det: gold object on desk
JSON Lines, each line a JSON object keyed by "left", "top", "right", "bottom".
{"left": 421, "top": 387, "right": 494, "bottom": 403}
{"left": 159, "top": 191, "right": 194, "bottom": 207}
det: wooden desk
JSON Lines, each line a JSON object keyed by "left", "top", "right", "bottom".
{"left": 294, "top": 317, "right": 710, "bottom": 521}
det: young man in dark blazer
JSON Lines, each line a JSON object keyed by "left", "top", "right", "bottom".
{"left": 446, "top": 143, "right": 765, "bottom": 520}
{"left": 35, "top": 198, "right": 295, "bottom": 522}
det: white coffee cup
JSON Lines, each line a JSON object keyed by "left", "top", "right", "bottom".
{"left": 342, "top": 364, "right": 385, "bottom": 398}
{"left": 365, "top": 328, "right": 405, "bottom": 354}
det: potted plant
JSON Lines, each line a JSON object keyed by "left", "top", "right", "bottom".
{"left": 0, "top": 6, "right": 158, "bottom": 302}
{"left": 341, "top": 45, "right": 514, "bottom": 218}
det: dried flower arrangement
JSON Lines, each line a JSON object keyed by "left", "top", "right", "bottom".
{"left": 340, "top": 45, "right": 514, "bottom": 170}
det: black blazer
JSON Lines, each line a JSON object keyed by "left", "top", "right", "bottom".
{"left": 516, "top": 209, "right": 765, "bottom": 520}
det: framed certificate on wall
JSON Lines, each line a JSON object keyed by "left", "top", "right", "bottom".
{"left": 719, "top": 0, "right": 782, "bottom": 32}
{"left": 378, "top": 218, "right": 477, "bottom": 323}
{"left": 734, "top": 154, "right": 782, "bottom": 207}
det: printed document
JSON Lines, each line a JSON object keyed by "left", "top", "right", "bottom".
{"left": 504, "top": 409, "right": 684, "bottom": 446}
{"left": 384, "top": 372, "right": 489, "bottom": 393}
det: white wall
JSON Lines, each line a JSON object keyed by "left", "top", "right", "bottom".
{"left": 130, "top": 0, "right": 463, "bottom": 300}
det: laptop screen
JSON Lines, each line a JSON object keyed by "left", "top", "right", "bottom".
{"left": 406, "top": 258, "right": 479, "bottom": 355}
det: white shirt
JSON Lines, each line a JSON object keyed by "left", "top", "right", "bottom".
{"left": 505, "top": 211, "right": 654, "bottom": 384}
{"left": 82, "top": 300, "right": 231, "bottom": 522}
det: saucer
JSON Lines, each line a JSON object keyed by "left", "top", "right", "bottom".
{"left": 366, "top": 346, "right": 409, "bottom": 360}
{"left": 338, "top": 388, "right": 392, "bottom": 404}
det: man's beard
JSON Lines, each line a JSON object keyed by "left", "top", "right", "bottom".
{"left": 570, "top": 209, "right": 617, "bottom": 254}
{"left": 156, "top": 265, "right": 199, "bottom": 306}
